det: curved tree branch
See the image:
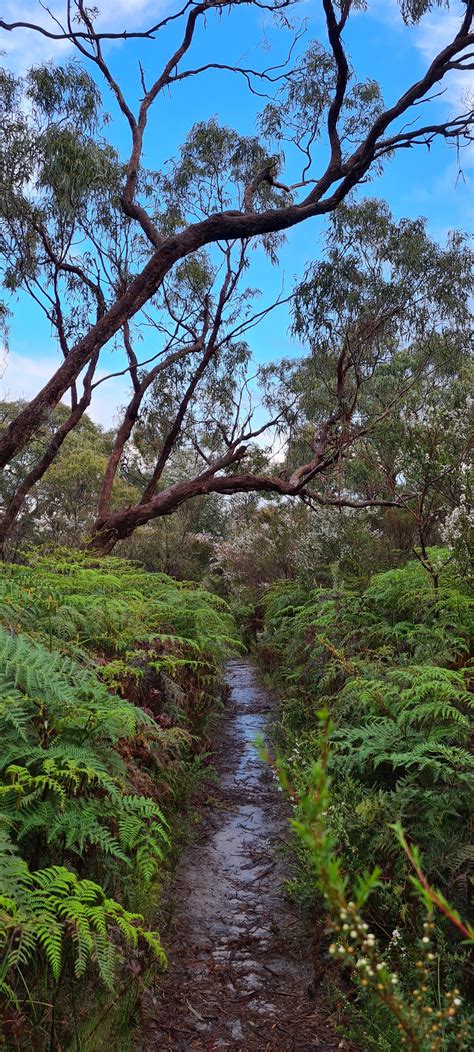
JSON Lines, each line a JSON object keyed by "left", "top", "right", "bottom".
{"left": 0, "top": 0, "right": 472, "bottom": 484}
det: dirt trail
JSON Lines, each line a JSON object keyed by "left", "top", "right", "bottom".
{"left": 138, "top": 659, "right": 337, "bottom": 1051}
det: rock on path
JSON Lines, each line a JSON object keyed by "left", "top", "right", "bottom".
{"left": 136, "top": 659, "right": 337, "bottom": 1051}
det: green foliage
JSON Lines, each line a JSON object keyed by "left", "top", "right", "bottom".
{"left": 0, "top": 547, "right": 238, "bottom": 659}
{"left": 0, "top": 549, "right": 235, "bottom": 1048}
{"left": 0, "top": 404, "right": 139, "bottom": 555}
{"left": 261, "top": 551, "right": 473, "bottom": 1050}
{"left": 279, "top": 713, "right": 473, "bottom": 1052}
{"left": 0, "top": 828, "right": 165, "bottom": 1000}
{"left": 260, "top": 42, "right": 382, "bottom": 168}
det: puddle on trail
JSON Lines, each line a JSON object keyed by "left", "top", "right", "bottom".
{"left": 137, "top": 660, "right": 336, "bottom": 1051}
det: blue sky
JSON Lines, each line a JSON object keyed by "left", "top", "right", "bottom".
{"left": 1, "top": 0, "right": 472, "bottom": 425}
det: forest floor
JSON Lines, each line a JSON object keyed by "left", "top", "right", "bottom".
{"left": 136, "top": 659, "right": 340, "bottom": 1051}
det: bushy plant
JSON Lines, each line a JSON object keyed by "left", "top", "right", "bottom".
{"left": 0, "top": 549, "right": 237, "bottom": 1048}
{"left": 274, "top": 713, "right": 473, "bottom": 1051}
{"left": 261, "top": 551, "right": 473, "bottom": 1049}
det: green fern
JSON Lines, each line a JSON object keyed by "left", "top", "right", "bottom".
{"left": 0, "top": 838, "right": 166, "bottom": 992}
{"left": 0, "top": 549, "right": 235, "bottom": 1040}
{"left": 261, "top": 548, "right": 473, "bottom": 1040}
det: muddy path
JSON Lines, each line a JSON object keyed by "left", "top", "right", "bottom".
{"left": 137, "top": 660, "right": 338, "bottom": 1051}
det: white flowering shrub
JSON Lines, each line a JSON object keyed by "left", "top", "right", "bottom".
{"left": 283, "top": 716, "right": 473, "bottom": 1052}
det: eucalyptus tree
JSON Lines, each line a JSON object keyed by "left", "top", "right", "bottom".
{"left": 283, "top": 200, "right": 473, "bottom": 566}
{"left": 0, "top": 1, "right": 473, "bottom": 552}
{"left": 0, "top": 402, "right": 140, "bottom": 553}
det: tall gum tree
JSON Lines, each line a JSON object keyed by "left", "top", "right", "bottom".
{"left": 0, "top": 0, "right": 473, "bottom": 553}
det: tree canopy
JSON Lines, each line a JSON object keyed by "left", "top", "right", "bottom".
{"left": 0, "top": 1, "right": 472, "bottom": 552}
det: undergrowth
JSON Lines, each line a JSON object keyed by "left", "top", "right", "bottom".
{"left": 0, "top": 548, "right": 238, "bottom": 1049}
{"left": 260, "top": 550, "right": 473, "bottom": 1050}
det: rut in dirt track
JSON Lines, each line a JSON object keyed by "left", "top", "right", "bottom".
{"left": 137, "top": 659, "right": 338, "bottom": 1051}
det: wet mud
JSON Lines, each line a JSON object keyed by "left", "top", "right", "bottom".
{"left": 137, "top": 659, "right": 338, "bottom": 1051}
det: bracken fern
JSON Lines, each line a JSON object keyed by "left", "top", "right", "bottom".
{"left": 261, "top": 551, "right": 473, "bottom": 1050}
{"left": 0, "top": 549, "right": 236, "bottom": 1048}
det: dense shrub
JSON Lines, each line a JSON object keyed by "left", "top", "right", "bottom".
{"left": 0, "top": 549, "right": 237, "bottom": 1048}
{"left": 261, "top": 551, "right": 473, "bottom": 1049}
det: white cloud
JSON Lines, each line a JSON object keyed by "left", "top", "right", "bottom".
{"left": 414, "top": 3, "right": 474, "bottom": 114}
{"left": 0, "top": 350, "right": 131, "bottom": 428}
{"left": 1, "top": 3, "right": 71, "bottom": 72}
{"left": 368, "top": 1, "right": 473, "bottom": 173}
{"left": 413, "top": 4, "right": 474, "bottom": 180}
{"left": 0, "top": 1, "right": 168, "bottom": 74}
{"left": 367, "top": 1, "right": 472, "bottom": 109}
{"left": 360, "top": 0, "right": 401, "bottom": 28}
